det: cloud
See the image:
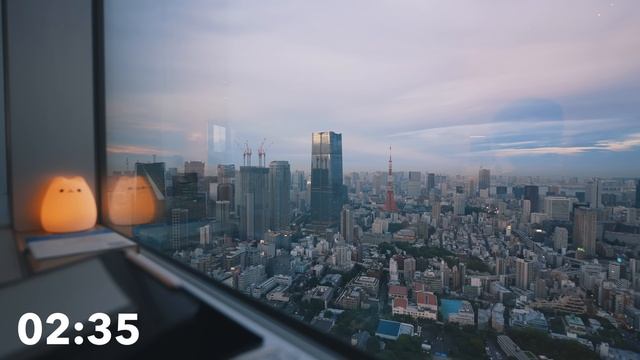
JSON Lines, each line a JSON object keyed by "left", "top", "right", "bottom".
{"left": 480, "top": 133, "right": 640, "bottom": 157}
{"left": 103, "top": 0, "right": 640, "bottom": 175}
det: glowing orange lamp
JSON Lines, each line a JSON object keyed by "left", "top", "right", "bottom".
{"left": 40, "top": 176, "right": 97, "bottom": 233}
{"left": 108, "top": 175, "right": 156, "bottom": 225}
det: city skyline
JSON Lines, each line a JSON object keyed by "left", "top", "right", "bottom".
{"left": 105, "top": 0, "right": 640, "bottom": 176}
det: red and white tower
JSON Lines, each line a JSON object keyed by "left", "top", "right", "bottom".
{"left": 383, "top": 146, "right": 398, "bottom": 212}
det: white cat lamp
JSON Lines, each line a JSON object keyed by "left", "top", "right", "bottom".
{"left": 40, "top": 176, "right": 97, "bottom": 233}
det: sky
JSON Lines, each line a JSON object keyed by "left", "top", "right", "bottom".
{"left": 104, "top": 0, "right": 640, "bottom": 176}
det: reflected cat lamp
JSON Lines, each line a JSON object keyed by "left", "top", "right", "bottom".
{"left": 40, "top": 176, "right": 97, "bottom": 233}
{"left": 108, "top": 175, "right": 156, "bottom": 225}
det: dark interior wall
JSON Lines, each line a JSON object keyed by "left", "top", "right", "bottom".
{"left": 4, "top": 0, "right": 95, "bottom": 232}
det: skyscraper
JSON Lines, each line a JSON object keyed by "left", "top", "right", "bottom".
{"left": 553, "top": 227, "right": 568, "bottom": 252}
{"left": 170, "top": 208, "right": 188, "bottom": 250}
{"left": 237, "top": 166, "right": 269, "bottom": 240}
{"left": 524, "top": 185, "right": 539, "bottom": 213}
{"left": 426, "top": 173, "right": 435, "bottom": 193}
{"left": 340, "top": 206, "right": 355, "bottom": 243}
{"left": 407, "top": 171, "right": 421, "bottom": 198}
{"left": 522, "top": 199, "right": 531, "bottom": 223}
{"left": 310, "top": 131, "right": 344, "bottom": 227}
{"left": 478, "top": 168, "right": 490, "bottom": 196}
{"left": 268, "top": 161, "right": 291, "bottom": 230}
{"left": 586, "top": 178, "right": 601, "bottom": 209}
{"left": 574, "top": 207, "right": 597, "bottom": 256}
{"left": 544, "top": 197, "right": 570, "bottom": 222}
{"left": 515, "top": 258, "right": 532, "bottom": 290}
{"left": 453, "top": 194, "right": 466, "bottom": 216}
{"left": 184, "top": 161, "right": 205, "bottom": 179}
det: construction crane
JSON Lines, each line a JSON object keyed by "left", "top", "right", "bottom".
{"left": 242, "top": 141, "right": 252, "bottom": 166}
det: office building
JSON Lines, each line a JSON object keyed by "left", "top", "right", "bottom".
{"left": 453, "top": 194, "right": 466, "bottom": 216}
{"left": 268, "top": 161, "right": 291, "bottom": 230}
{"left": 586, "top": 179, "right": 601, "bottom": 209}
{"left": 340, "top": 206, "right": 355, "bottom": 243}
{"left": 544, "top": 196, "right": 570, "bottom": 221}
{"left": 310, "top": 131, "right": 344, "bottom": 227}
{"left": 184, "top": 161, "right": 205, "bottom": 179}
{"left": 574, "top": 207, "right": 597, "bottom": 256}
{"left": 170, "top": 208, "right": 189, "bottom": 250}
{"left": 407, "top": 171, "right": 421, "bottom": 197}
{"left": 478, "top": 168, "right": 490, "bottom": 195}
{"left": 524, "top": 185, "right": 539, "bottom": 213}
{"left": 522, "top": 199, "right": 531, "bottom": 223}
{"left": 553, "top": 227, "right": 568, "bottom": 252}
{"left": 515, "top": 258, "right": 533, "bottom": 290}
{"left": 237, "top": 166, "right": 269, "bottom": 241}
{"left": 426, "top": 173, "right": 435, "bottom": 193}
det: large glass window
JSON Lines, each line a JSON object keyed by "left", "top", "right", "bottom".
{"left": 103, "top": 1, "right": 640, "bottom": 358}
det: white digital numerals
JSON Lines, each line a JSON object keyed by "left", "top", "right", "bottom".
{"left": 17, "top": 313, "right": 139, "bottom": 346}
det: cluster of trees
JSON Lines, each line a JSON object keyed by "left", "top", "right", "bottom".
{"left": 508, "top": 328, "right": 599, "bottom": 360}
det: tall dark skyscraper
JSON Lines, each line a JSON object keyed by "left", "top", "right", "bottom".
{"left": 478, "top": 168, "right": 490, "bottom": 195}
{"left": 268, "top": 161, "right": 291, "bottom": 230}
{"left": 524, "top": 185, "right": 540, "bottom": 213}
{"left": 310, "top": 131, "right": 344, "bottom": 227}
{"left": 237, "top": 166, "right": 269, "bottom": 240}
{"left": 426, "top": 173, "right": 435, "bottom": 193}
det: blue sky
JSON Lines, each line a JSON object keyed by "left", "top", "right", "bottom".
{"left": 104, "top": 0, "right": 640, "bottom": 176}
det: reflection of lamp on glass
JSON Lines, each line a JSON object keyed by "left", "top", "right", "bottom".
{"left": 41, "top": 176, "right": 97, "bottom": 233}
{"left": 108, "top": 176, "right": 156, "bottom": 225}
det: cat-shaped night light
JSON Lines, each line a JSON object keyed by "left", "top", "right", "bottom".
{"left": 40, "top": 176, "right": 97, "bottom": 233}
{"left": 108, "top": 176, "right": 156, "bottom": 225}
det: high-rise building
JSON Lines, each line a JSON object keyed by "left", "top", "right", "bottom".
{"left": 170, "top": 208, "right": 188, "bottom": 250}
{"left": 515, "top": 258, "right": 532, "bottom": 290}
{"left": 478, "top": 168, "right": 490, "bottom": 195}
{"left": 217, "top": 164, "right": 236, "bottom": 183}
{"left": 574, "top": 207, "right": 597, "bottom": 256}
{"left": 426, "top": 173, "right": 435, "bottom": 193}
{"left": 552, "top": 227, "right": 568, "bottom": 252}
{"left": 407, "top": 171, "right": 422, "bottom": 197}
{"left": 215, "top": 200, "right": 231, "bottom": 233}
{"left": 432, "top": 201, "right": 441, "bottom": 227}
{"left": 453, "top": 194, "right": 466, "bottom": 216}
{"left": 310, "top": 131, "right": 344, "bottom": 227}
{"left": 544, "top": 197, "right": 570, "bottom": 221}
{"left": 237, "top": 166, "right": 269, "bottom": 240}
{"left": 340, "top": 206, "right": 354, "bottom": 243}
{"left": 524, "top": 185, "right": 540, "bottom": 213}
{"left": 184, "top": 161, "right": 205, "bottom": 179}
{"left": 268, "top": 161, "right": 291, "bottom": 230}
{"left": 586, "top": 179, "right": 601, "bottom": 209}
{"left": 403, "top": 257, "right": 416, "bottom": 282}
{"left": 522, "top": 199, "right": 531, "bottom": 223}
{"left": 199, "top": 224, "right": 211, "bottom": 246}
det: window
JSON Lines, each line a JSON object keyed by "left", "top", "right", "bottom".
{"left": 103, "top": 1, "right": 640, "bottom": 358}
